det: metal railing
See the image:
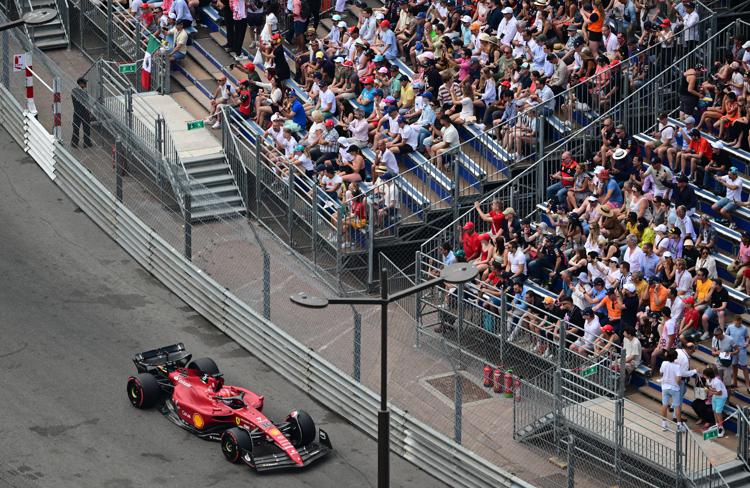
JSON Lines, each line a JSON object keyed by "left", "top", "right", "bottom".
{"left": 736, "top": 407, "right": 750, "bottom": 471}
{"left": 54, "top": 0, "right": 70, "bottom": 47}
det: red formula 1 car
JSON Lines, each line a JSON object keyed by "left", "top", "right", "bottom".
{"left": 126, "top": 343, "right": 332, "bottom": 472}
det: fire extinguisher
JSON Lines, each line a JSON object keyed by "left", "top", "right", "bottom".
{"left": 483, "top": 365, "right": 493, "bottom": 388}
{"left": 493, "top": 368, "right": 503, "bottom": 393}
{"left": 503, "top": 370, "right": 514, "bottom": 398}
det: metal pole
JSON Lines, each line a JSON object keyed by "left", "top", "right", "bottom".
{"left": 615, "top": 350, "right": 626, "bottom": 484}
{"left": 414, "top": 250, "right": 423, "bottom": 348}
{"left": 454, "top": 282, "right": 465, "bottom": 444}
{"left": 378, "top": 266, "right": 390, "bottom": 488}
{"left": 537, "top": 115, "right": 545, "bottom": 160}
{"left": 367, "top": 203, "right": 374, "bottom": 287}
{"left": 312, "top": 187, "right": 319, "bottom": 267}
{"left": 452, "top": 154, "right": 460, "bottom": 225}
{"left": 336, "top": 205, "right": 343, "bottom": 293}
{"left": 567, "top": 435, "right": 575, "bottom": 488}
{"left": 126, "top": 86, "right": 133, "bottom": 131}
{"left": 184, "top": 193, "right": 192, "bottom": 261}
{"left": 106, "top": 0, "right": 112, "bottom": 59}
{"left": 115, "top": 137, "right": 123, "bottom": 203}
{"left": 52, "top": 77, "right": 62, "bottom": 140}
{"left": 499, "top": 292, "right": 507, "bottom": 365}
{"left": 1, "top": 31, "right": 8, "bottom": 87}
{"left": 287, "top": 163, "right": 295, "bottom": 246}
{"left": 675, "top": 430, "right": 683, "bottom": 488}
{"left": 554, "top": 322, "right": 567, "bottom": 454}
{"left": 263, "top": 252, "right": 270, "bottom": 319}
{"left": 353, "top": 309, "right": 361, "bottom": 382}
{"left": 254, "top": 137, "right": 262, "bottom": 218}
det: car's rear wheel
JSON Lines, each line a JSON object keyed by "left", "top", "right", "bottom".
{"left": 221, "top": 428, "right": 252, "bottom": 464}
{"left": 187, "top": 357, "right": 220, "bottom": 376}
{"left": 127, "top": 373, "right": 160, "bottom": 409}
{"left": 286, "top": 410, "right": 316, "bottom": 447}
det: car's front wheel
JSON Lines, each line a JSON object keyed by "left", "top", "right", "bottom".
{"left": 221, "top": 428, "right": 252, "bottom": 464}
{"left": 126, "top": 373, "right": 160, "bottom": 409}
{"left": 286, "top": 410, "right": 316, "bottom": 447}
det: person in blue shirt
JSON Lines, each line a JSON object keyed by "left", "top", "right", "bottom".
{"left": 283, "top": 91, "right": 307, "bottom": 132}
{"left": 351, "top": 77, "right": 377, "bottom": 115}
{"left": 639, "top": 243, "right": 661, "bottom": 280}
{"left": 598, "top": 169, "right": 623, "bottom": 208}
{"left": 376, "top": 20, "right": 398, "bottom": 61}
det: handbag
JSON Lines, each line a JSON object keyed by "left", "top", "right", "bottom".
{"left": 694, "top": 385, "right": 708, "bottom": 400}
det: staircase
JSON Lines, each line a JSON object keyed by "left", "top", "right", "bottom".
{"left": 26, "top": 0, "right": 68, "bottom": 50}
{"left": 717, "top": 460, "right": 750, "bottom": 488}
{"left": 182, "top": 154, "right": 246, "bottom": 221}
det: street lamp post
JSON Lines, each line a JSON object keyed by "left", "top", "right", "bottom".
{"left": 290, "top": 262, "right": 478, "bottom": 488}
{"left": 0, "top": 9, "right": 57, "bottom": 32}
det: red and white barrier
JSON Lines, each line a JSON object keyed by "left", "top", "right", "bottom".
{"left": 25, "top": 52, "right": 36, "bottom": 115}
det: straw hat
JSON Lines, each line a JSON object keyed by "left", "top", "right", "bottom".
{"left": 599, "top": 204, "right": 613, "bottom": 217}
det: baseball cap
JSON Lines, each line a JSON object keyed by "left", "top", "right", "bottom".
{"left": 397, "top": 116, "right": 407, "bottom": 123}
{"left": 730, "top": 166, "right": 739, "bottom": 174}
{"left": 578, "top": 272, "right": 589, "bottom": 283}
{"left": 461, "top": 14, "right": 472, "bottom": 22}
{"left": 332, "top": 14, "right": 342, "bottom": 21}
{"left": 623, "top": 283, "right": 636, "bottom": 293}
{"left": 337, "top": 21, "right": 347, "bottom": 28}
{"left": 710, "top": 140, "right": 724, "bottom": 150}
{"left": 683, "top": 296, "right": 695, "bottom": 305}
{"left": 342, "top": 59, "right": 354, "bottom": 67}
{"left": 379, "top": 20, "right": 391, "bottom": 28}
{"left": 663, "top": 251, "right": 672, "bottom": 258}
{"left": 324, "top": 119, "right": 335, "bottom": 127}
{"left": 334, "top": 56, "right": 344, "bottom": 63}
{"left": 567, "top": 24, "right": 578, "bottom": 31}
{"left": 378, "top": 66, "right": 389, "bottom": 74}
{"left": 744, "top": 41, "right": 750, "bottom": 49}
{"left": 362, "top": 76, "right": 374, "bottom": 84}
{"left": 270, "top": 113, "right": 283, "bottom": 122}
{"left": 608, "top": 257, "right": 619, "bottom": 264}
{"left": 543, "top": 296, "right": 555, "bottom": 305}
{"left": 416, "top": 11, "right": 426, "bottom": 19}
{"left": 684, "top": 116, "right": 696, "bottom": 125}
{"left": 422, "top": 91, "right": 433, "bottom": 100}
{"left": 463, "top": 221, "right": 475, "bottom": 231}
{"left": 502, "top": 6, "right": 513, "bottom": 13}
{"left": 479, "top": 233, "right": 490, "bottom": 241}
{"left": 374, "top": 54, "right": 384, "bottom": 62}
{"left": 601, "top": 324, "right": 614, "bottom": 333}
{"left": 655, "top": 224, "right": 667, "bottom": 233}
{"left": 316, "top": 51, "right": 324, "bottom": 59}
{"left": 294, "top": 144, "right": 304, "bottom": 152}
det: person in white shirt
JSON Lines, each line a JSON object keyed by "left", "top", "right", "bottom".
{"left": 426, "top": 114, "right": 460, "bottom": 169}
{"left": 377, "top": 172, "right": 401, "bottom": 226}
{"left": 673, "top": 257, "right": 694, "bottom": 294}
{"left": 622, "top": 328, "right": 642, "bottom": 383}
{"left": 507, "top": 240, "right": 527, "bottom": 278}
{"left": 682, "top": 2, "right": 700, "bottom": 55}
{"left": 571, "top": 307, "right": 601, "bottom": 356}
{"left": 601, "top": 24, "right": 619, "bottom": 54}
{"left": 359, "top": 8, "right": 377, "bottom": 43}
{"left": 376, "top": 142, "right": 400, "bottom": 175}
{"left": 317, "top": 81, "right": 337, "bottom": 116}
{"left": 659, "top": 349, "right": 684, "bottom": 431}
{"left": 623, "top": 235, "right": 644, "bottom": 273}
{"left": 496, "top": 7, "right": 517, "bottom": 46}
{"left": 712, "top": 167, "right": 744, "bottom": 229}
{"left": 388, "top": 117, "right": 419, "bottom": 155}
{"left": 645, "top": 112, "right": 676, "bottom": 163}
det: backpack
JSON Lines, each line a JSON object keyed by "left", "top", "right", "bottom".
{"left": 300, "top": 0, "right": 311, "bottom": 20}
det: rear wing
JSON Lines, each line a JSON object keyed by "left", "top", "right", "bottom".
{"left": 133, "top": 343, "right": 192, "bottom": 373}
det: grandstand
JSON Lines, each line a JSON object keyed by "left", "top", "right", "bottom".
{"left": 28, "top": 0, "right": 750, "bottom": 483}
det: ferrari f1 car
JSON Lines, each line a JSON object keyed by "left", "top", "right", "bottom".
{"left": 126, "top": 343, "right": 332, "bottom": 471}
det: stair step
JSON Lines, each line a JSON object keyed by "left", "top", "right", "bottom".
{"left": 190, "top": 173, "right": 234, "bottom": 185}
{"left": 183, "top": 155, "right": 225, "bottom": 166}
{"left": 32, "top": 27, "right": 66, "bottom": 40}
{"left": 191, "top": 205, "right": 245, "bottom": 220}
{"left": 723, "top": 468, "right": 750, "bottom": 487}
{"left": 186, "top": 163, "right": 231, "bottom": 176}
{"left": 34, "top": 38, "right": 68, "bottom": 50}
{"left": 190, "top": 184, "right": 239, "bottom": 196}
{"left": 191, "top": 195, "right": 243, "bottom": 207}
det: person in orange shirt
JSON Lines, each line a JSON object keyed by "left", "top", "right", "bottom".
{"left": 593, "top": 287, "right": 622, "bottom": 334}
{"left": 678, "top": 128, "right": 713, "bottom": 183}
{"left": 649, "top": 278, "right": 670, "bottom": 312}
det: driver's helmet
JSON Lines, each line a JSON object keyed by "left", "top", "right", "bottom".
{"left": 207, "top": 374, "right": 225, "bottom": 392}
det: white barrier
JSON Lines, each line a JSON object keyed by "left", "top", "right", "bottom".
{"left": 0, "top": 83, "right": 535, "bottom": 488}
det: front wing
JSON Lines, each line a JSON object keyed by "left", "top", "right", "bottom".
{"left": 240, "top": 430, "right": 333, "bottom": 472}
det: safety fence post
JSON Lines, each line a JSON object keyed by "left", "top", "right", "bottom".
{"left": 52, "top": 77, "right": 62, "bottom": 140}
{"left": 25, "top": 52, "right": 36, "bottom": 115}
{"left": 184, "top": 193, "right": 191, "bottom": 261}
{"left": 262, "top": 252, "right": 270, "bottom": 320}
{"left": 353, "top": 309, "right": 361, "bottom": 382}
{"left": 115, "top": 136, "right": 124, "bottom": 203}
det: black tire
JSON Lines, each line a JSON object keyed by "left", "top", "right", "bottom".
{"left": 221, "top": 427, "right": 252, "bottom": 464}
{"left": 127, "top": 373, "right": 161, "bottom": 409}
{"left": 287, "top": 410, "right": 316, "bottom": 447}
{"left": 187, "top": 357, "right": 220, "bottom": 376}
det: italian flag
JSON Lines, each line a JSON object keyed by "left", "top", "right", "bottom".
{"left": 141, "top": 35, "right": 161, "bottom": 91}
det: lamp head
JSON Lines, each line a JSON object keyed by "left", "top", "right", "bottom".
{"left": 22, "top": 8, "right": 57, "bottom": 26}
{"left": 440, "top": 263, "right": 479, "bottom": 284}
{"left": 290, "top": 292, "right": 329, "bottom": 308}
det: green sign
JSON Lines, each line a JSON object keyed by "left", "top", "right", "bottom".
{"left": 187, "top": 120, "right": 205, "bottom": 130}
{"left": 703, "top": 427, "right": 719, "bottom": 441}
{"left": 580, "top": 365, "right": 598, "bottom": 378}
{"left": 118, "top": 63, "right": 137, "bottom": 74}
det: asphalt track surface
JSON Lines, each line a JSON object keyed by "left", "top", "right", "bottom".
{"left": 0, "top": 129, "right": 447, "bottom": 488}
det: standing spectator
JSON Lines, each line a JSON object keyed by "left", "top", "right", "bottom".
{"left": 682, "top": 2, "right": 700, "bottom": 58}
{"left": 726, "top": 315, "right": 750, "bottom": 391}
{"left": 675, "top": 342, "right": 698, "bottom": 426}
{"left": 705, "top": 366, "right": 728, "bottom": 437}
{"left": 71, "top": 77, "right": 92, "bottom": 148}
{"left": 659, "top": 349, "right": 683, "bottom": 431}
{"left": 712, "top": 327, "right": 739, "bottom": 396}
{"left": 650, "top": 306, "right": 677, "bottom": 372}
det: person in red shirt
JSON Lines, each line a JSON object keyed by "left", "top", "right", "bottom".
{"left": 678, "top": 296, "right": 701, "bottom": 346}
{"left": 678, "top": 128, "right": 713, "bottom": 182}
{"left": 461, "top": 221, "right": 482, "bottom": 261}
{"left": 474, "top": 199, "right": 505, "bottom": 239}
{"left": 545, "top": 151, "right": 578, "bottom": 208}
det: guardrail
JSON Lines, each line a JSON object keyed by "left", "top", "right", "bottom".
{"left": 0, "top": 78, "right": 537, "bottom": 488}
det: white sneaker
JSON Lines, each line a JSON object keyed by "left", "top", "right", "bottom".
{"left": 717, "top": 427, "right": 726, "bottom": 438}
{"left": 474, "top": 123, "right": 486, "bottom": 130}
{"left": 661, "top": 420, "right": 668, "bottom": 431}
{"left": 211, "top": 121, "right": 221, "bottom": 129}
{"left": 700, "top": 332, "right": 709, "bottom": 340}
{"left": 677, "top": 422, "right": 686, "bottom": 432}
